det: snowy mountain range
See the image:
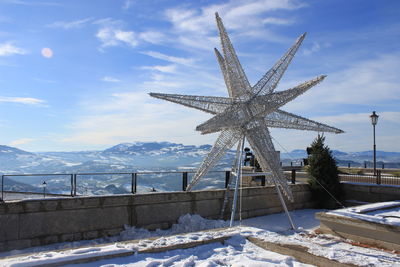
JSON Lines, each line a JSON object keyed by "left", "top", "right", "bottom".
{"left": 1, "top": 142, "right": 400, "bottom": 175}
{"left": 1, "top": 142, "right": 399, "bottom": 197}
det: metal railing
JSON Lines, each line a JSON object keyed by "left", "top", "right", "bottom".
{"left": 1, "top": 171, "right": 232, "bottom": 200}
{"left": 339, "top": 170, "right": 400, "bottom": 186}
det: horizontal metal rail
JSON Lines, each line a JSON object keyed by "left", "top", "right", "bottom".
{"left": 0, "top": 170, "right": 230, "bottom": 201}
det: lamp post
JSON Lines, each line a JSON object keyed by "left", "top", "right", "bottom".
{"left": 370, "top": 111, "right": 379, "bottom": 175}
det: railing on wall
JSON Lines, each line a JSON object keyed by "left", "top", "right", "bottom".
{"left": 1, "top": 171, "right": 231, "bottom": 201}
{"left": 2, "top": 169, "right": 398, "bottom": 201}
{"left": 339, "top": 170, "right": 400, "bottom": 186}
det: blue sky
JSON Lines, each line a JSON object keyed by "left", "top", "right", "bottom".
{"left": 0, "top": 0, "right": 399, "bottom": 152}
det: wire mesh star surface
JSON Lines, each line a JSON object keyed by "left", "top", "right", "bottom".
{"left": 150, "top": 13, "right": 343, "bottom": 200}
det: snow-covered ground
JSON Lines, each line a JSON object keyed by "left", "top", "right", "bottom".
{"left": 327, "top": 200, "right": 400, "bottom": 226}
{"left": 1, "top": 209, "right": 400, "bottom": 266}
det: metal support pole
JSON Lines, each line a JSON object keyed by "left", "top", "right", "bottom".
{"left": 291, "top": 169, "right": 296, "bottom": 184}
{"left": 134, "top": 173, "right": 137, "bottom": 193}
{"left": 275, "top": 185, "right": 296, "bottom": 230}
{"left": 182, "top": 172, "right": 188, "bottom": 191}
{"left": 230, "top": 136, "right": 245, "bottom": 227}
{"left": 225, "top": 171, "right": 230, "bottom": 188}
{"left": 373, "top": 124, "right": 376, "bottom": 176}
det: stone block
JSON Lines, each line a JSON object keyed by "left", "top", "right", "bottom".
{"left": 133, "top": 192, "right": 190, "bottom": 205}
{"left": 60, "top": 232, "right": 82, "bottom": 242}
{"left": 246, "top": 208, "right": 274, "bottom": 218}
{"left": 0, "top": 214, "right": 18, "bottom": 241}
{"left": 83, "top": 230, "right": 99, "bottom": 240}
{"left": 18, "top": 206, "right": 130, "bottom": 239}
{"left": 82, "top": 197, "right": 101, "bottom": 208}
{"left": 60, "top": 199, "right": 84, "bottom": 210}
{"left": 5, "top": 238, "right": 32, "bottom": 251}
{"left": 0, "top": 204, "right": 5, "bottom": 215}
{"left": 241, "top": 195, "right": 270, "bottom": 211}
{"left": 293, "top": 191, "right": 312, "bottom": 203}
{"left": 102, "top": 195, "right": 131, "bottom": 207}
{"left": 101, "top": 228, "right": 123, "bottom": 237}
{"left": 191, "top": 190, "right": 224, "bottom": 201}
{"left": 135, "top": 201, "right": 191, "bottom": 226}
{"left": 42, "top": 200, "right": 60, "bottom": 211}
{"left": 194, "top": 199, "right": 221, "bottom": 218}
{"left": 5, "top": 203, "right": 24, "bottom": 213}
{"left": 41, "top": 234, "right": 59, "bottom": 245}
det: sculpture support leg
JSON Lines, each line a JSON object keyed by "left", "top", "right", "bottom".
{"left": 230, "top": 135, "right": 245, "bottom": 227}
{"left": 275, "top": 184, "right": 296, "bottom": 230}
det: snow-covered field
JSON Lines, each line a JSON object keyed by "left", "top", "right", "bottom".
{"left": 1, "top": 209, "right": 400, "bottom": 266}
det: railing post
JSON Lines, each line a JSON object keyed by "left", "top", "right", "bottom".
{"left": 225, "top": 171, "right": 230, "bottom": 188}
{"left": 1, "top": 175, "right": 4, "bottom": 201}
{"left": 364, "top": 161, "right": 367, "bottom": 168}
{"left": 73, "top": 174, "right": 77, "bottom": 196}
{"left": 376, "top": 170, "right": 381, "bottom": 185}
{"left": 261, "top": 176, "right": 266, "bottom": 186}
{"left": 291, "top": 169, "right": 296, "bottom": 184}
{"left": 131, "top": 173, "right": 137, "bottom": 194}
{"left": 290, "top": 161, "right": 293, "bottom": 167}
{"left": 182, "top": 172, "right": 188, "bottom": 191}
{"left": 70, "top": 174, "right": 74, "bottom": 197}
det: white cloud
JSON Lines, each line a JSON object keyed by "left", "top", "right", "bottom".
{"left": 47, "top": 17, "right": 93, "bottom": 29}
{"left": 302, "top": 42, "right": 320, "bottom": 55}
{"left": 9, "top": 138, "right": 36, "bottom": 146}
{"left": 163, "top": 0, "right": 295, "bottom": 34}
{"left": 96, "top": 27, "right": 138, "bottom": 48}
{"left": 101, "top": 76, "right": 121, "bottom": 83}
{"left": 61, "top": 91, "right": 216, "bottom": 146}
{"left": 262, "top": 17, "right": 294, "bottom": 25}
{"left": 283, "top": 53, "right": 400, "bottom": 112}
{"left": 138, "top": 31, "right": 166, "bottom": 44}
{"left": 0, "top": 42, "right": 27, "bottom": 56}
{"left": 0, "top": 96, "right": 45, "bottom": 105}
{"left": 141, "top": 64, "right": 177, "bottom": 73}
{"left": 122, "top": 0, "right": 134, "bottom": 10}
{"left": 142, "top": 51, "right": 195, "bottom": 66}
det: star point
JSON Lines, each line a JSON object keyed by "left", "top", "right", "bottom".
{"left": 150, "top": 14, "right": 343, "bottom": 199}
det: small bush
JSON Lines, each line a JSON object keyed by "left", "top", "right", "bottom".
{"left": 307, "top": 135, "right": 343, "bottom": 209}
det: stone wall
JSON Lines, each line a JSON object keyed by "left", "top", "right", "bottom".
{"left": 342, "top": 183, "right": 400, "bottom": 203}
{"left": 0, "top": 184, "right": 314, "bottom": 252}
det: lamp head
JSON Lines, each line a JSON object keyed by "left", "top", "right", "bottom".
{"left": 370, "top": 111, "right": 379, "bottom": 126}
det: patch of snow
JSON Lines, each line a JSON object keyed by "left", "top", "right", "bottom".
{"left": 327, "top": 201, "right": 400, "bottom": 226}
{"left": 1, "top": 209, "right": 400, "bottom": 266}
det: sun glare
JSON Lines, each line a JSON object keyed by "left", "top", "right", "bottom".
{"left": 41, "top": 47, "right": 53, "bottom": 58}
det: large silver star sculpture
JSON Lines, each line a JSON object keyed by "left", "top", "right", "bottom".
{"left": 150, "top": 13, "right": 343, "bottom": 200}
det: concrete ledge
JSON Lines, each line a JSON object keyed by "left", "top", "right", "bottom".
{"left": 247, "top": 236, "right": 357, "bottom": 267}
{"left": 342, "top": 183, "right": 400, "bottom": 203}
{"left": 316, "top": 212, "right": 400, "bottom": 251}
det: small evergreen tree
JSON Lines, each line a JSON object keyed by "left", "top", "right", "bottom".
{"left": 307, "top": 135, "right": 342, "bottom": 208}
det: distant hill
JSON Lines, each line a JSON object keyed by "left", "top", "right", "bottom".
{"left": 1, "top": 142, "right": 399, "bottom": 196}
{"left": 0, "top": 142, "right": 399, "bottom": 175}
